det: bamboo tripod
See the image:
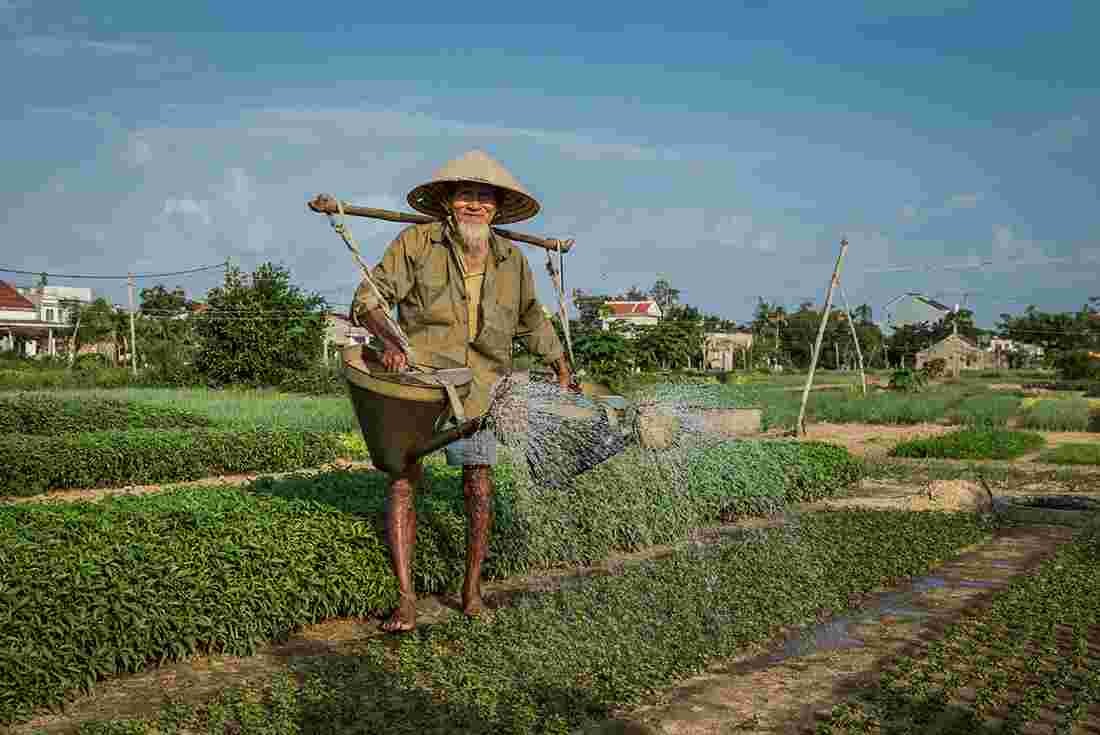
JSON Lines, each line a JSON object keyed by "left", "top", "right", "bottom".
{"left": 795, "top": 238, "right": 867, "bottom": 436}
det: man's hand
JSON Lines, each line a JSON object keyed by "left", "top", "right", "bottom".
{"left": 381, "top": 342, "right": 408, "bottom": 372}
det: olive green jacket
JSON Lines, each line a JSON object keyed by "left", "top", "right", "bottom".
{"left": 350, "top": 222, "right": 564, "bottom": 418}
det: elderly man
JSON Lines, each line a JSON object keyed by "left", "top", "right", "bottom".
{"left": 347, "top": 150, "right": 576, "bottom": 632}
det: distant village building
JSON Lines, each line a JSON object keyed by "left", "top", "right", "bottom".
{"left": 987, "top": 337, "right": 1044, "bottom": 368}
{"left": 601, "top": 300, "right": 662, "bottom": 335}
{"left": 916, "top": 333, "right": 993, "bottom": 376}
{"left": 882, "top": 293, "right": 954, "bottom": 334}
{"left": 703, "top": 331, "right": 753, "bottom": 371}
{"left": 0, "top": 281, "right": 94, "bottom": 357}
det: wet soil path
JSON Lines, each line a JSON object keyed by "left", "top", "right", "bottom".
{"left": 614, "top": 525, "right": 1077, "bottom": 735}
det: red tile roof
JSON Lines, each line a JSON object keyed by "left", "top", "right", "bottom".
{"left": 0, "top": 281, "right": 35, "bottom": 311}
{"left": 605, "top": 301, "right": 658, "bottom": 316}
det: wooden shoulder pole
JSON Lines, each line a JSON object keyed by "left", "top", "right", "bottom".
{"left": 796, "top": 238, "right": 849, "bottom": 436}
{"left": 307, "top": 196, "right": 574, "bottom": 254}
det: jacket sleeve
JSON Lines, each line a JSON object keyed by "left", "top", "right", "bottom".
{"left": 516, "top": 253, "right": 565, "bottom": 365}
{"left": 349, "top": 227, "right": 419, "bottom": 326}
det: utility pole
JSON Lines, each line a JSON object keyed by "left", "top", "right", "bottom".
{"left": 128, "top": 273, "right": 137, "bottom": 375}
{"left": 797, "top": 238, "right": 848, "bottom": 436}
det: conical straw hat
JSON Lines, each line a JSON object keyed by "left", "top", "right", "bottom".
{"left": 406, "top": 150, "right": 540, "bottom": 225}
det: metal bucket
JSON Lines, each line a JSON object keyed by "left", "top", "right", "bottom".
{"left": 342, "top": 344, "right": 478, "bottom": 474}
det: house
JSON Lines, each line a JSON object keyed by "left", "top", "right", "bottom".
{"left": 881, "top": 293, "right": 954, "bottom": 334}
{"left": 322, "top": 313, "right": 372, "bottom": 363}
{"left": 1, "top": 281, "right": 93, "bottom": 357}
{"left": 987, "top": 337, "right": 1044, "bottom": 368}
{"left": 703, "top": 331, "right": 753, "bottom": 371}
{"left": 916, "top": 333, "right": 993, "bottom": 376}
{"left": 601, "top": 300, "right": 662, "bottom": 335}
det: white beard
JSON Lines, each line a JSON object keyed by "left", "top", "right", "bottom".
{"left": 456, "top": 221, "right": 491, "bottom": 251}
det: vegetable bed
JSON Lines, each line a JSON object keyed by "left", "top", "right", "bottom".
{"left": 41, "top": 510, "right": 992, "bottom": 734}
{"left": 817, "top": 520, "right": 1100, "bottom": 734}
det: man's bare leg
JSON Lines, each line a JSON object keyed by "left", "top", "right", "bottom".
{"left": 461, "top": 464, "right": 493, "bottom": 617}
{"left": 381, "top": 461, "right": 422, "bottom": 632}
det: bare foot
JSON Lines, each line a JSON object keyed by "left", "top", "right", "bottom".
{"left": 461, "top": 593, "right": 486, "bottom": 618}
{"left": 380, "top": 595, "right": 416, "bottom": 633}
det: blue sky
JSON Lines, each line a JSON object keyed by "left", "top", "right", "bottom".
{"left": 1, "top": 0, "right": 1097, "bottom": 328}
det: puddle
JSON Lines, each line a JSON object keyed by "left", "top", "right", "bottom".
{"left": 727, "top": 571, "right": 1005, "bottom": 672}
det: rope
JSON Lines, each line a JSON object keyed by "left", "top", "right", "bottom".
{"left": 545, "top": 240, "right": 576, "bottom": 367}
{"left": 327, "top": 199, "right": 418, "bottom": 367}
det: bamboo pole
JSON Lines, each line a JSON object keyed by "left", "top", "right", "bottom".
{"left": 839, "top": 283, "right": 867, "bottom": 395}
{"left": 307, "top": 196, "right": 574, "bottom": 254}
{"left": 796, "top": 239, "right": 848, "bottom": 436}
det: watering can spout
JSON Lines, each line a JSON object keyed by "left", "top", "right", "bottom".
{"left": 406, "top": 416, "right": 487, "bottom": 464}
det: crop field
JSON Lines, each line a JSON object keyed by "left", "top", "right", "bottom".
{"left": 2, "top": 373, "right": 1100, "bottom": 734}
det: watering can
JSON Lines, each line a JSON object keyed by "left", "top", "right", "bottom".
{"left": 342, "top": 344, "right": 486, "bottom": 475}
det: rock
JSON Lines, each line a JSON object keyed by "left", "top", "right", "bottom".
{"left": 637, "top": 411, "right": 681, "bottom": 450}
{"left": 905, "top": 480, "right": 992, "bottom": 513}
{"left": 699, "top": 408, "right": 762, "bottom": 437}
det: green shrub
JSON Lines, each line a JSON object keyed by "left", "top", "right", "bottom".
{"left": 888, "top": 369, "right": 927, "bottom": 392}
{"left": 1085, "top": 384, "right": 1100, "bottom": 398}
{"left": 0, "top": 393, "right": 212, "bottom": 435}
{"left": 0, "top": 428, "right": 353, "bottom": 495}
{"left": 0, "top": 488, "right": 396, "bottom": 724}
{"left": 1020, "top": 398, "right": 1094, "bottom": 432}
{"left": 890, "top": 428, "right": 1045, "bottom": 460}
{"left": 1038, "top": 443, "right": 1100, "bottom": 465}
{"left": 65, "top": 511, "right": 991, "bottom": 735}
{"left": 1054, "top": 350, "right": 1100, "bottom": 381}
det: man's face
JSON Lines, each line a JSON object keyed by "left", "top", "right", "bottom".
{"left": 450, "top": 183, "right": 498, "bottom": 225}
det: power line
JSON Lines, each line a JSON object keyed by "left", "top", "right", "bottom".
{"left": 0, "top": 263, "right": 226, "bottom": 280}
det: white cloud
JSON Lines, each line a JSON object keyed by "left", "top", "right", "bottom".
{"left": 163, "top": 198, "right": 212, "bottom": 226}
{"left": 13, "top": 35, "right": 149, "bottom": 57}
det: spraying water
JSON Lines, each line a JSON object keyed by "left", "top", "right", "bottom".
{"left": 483, "top": 371, "right": 718, "bottom": 493}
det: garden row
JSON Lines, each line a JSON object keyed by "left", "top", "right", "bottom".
{"left": 0, "top": 393, "right": 365, "bottom": 495}
{"left": 0, "top": 440, "right": 862, "bottom": 725}
{"left": 642, "top": 382, "right": 1100, "bottom": 432}
{"left": 889, "top": 427, "right": 1100, "bottom": 465}
{"left": 25, "top": 510, "right": 993, "bottom": 735}
{"left": 817, "top": 519, "right": 1100, "bottom": 734}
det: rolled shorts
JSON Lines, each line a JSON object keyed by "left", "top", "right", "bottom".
{"left": 443, "top": 419, "right": 498, "bottom": 467}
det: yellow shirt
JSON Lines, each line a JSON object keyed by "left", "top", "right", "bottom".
{"left": 465, "top": 269, "right": 485, "bottom": 342}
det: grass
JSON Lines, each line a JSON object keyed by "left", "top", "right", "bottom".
{"left": 1020, "top": 397, "right": 1096, "bottom": 432}
{"left": 947, "top": 392, "right": 1022, "bottom": 427}
{"left": 890, "top": 428, "right": 1045, "bottom": 461}
{"left": 808, "top": 389, "right": 957, "bottom": 425}
{"left": 1038, "top": 443, "right": 1100, "bottom": 466}
{"left": 48, "top": 510, "right": 992, "bottom": 735}
{"left": 54, "top": 387, "right": 360, "bottom": 433}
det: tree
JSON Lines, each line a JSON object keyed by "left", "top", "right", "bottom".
{"left": 140, "top": 285, "right": 190, "bottom": 316}
{"left": 193, "top": 263, "right": 327, "bottom": 385}
{"left": 36, "top": 272, "right": 48, "bottom": 289}
{"left": 649, "top": 277, "right": 680, "bottom": 316}
{"left": 66, "top": 297, "right": 125, "bottom": 361}
{"left": 622, "top": 285, "right": 648, "bottom": 301}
